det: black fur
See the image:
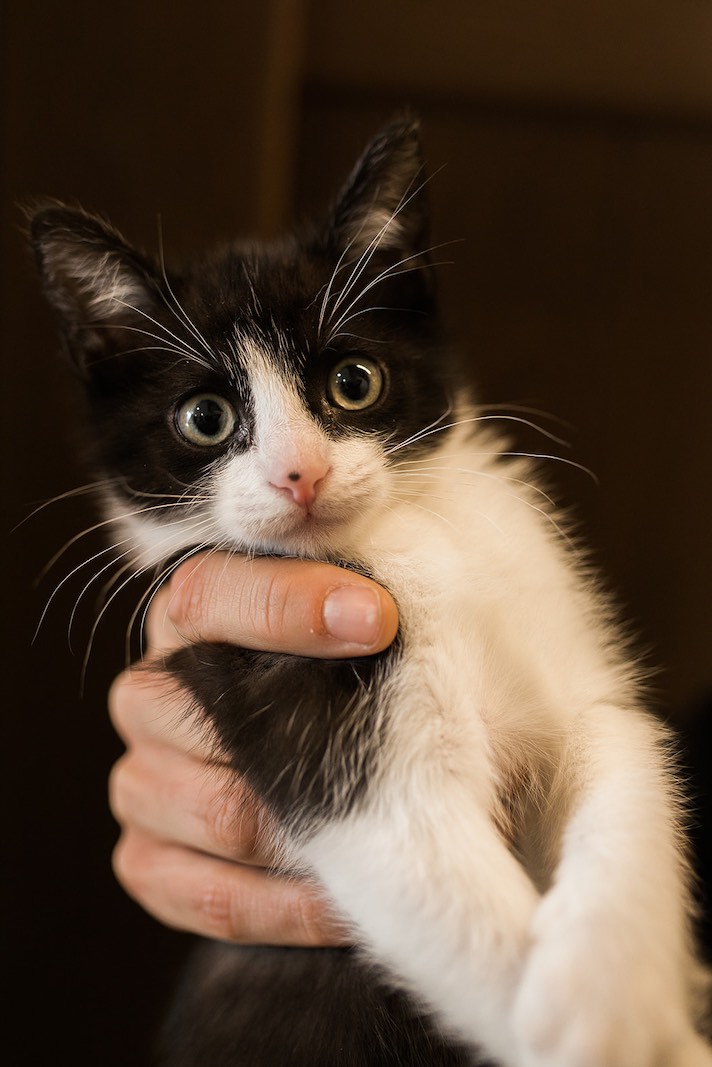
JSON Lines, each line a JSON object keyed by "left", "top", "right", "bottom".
{"left": 158, "top": 943, "right": 484, "bottom": 1067}
{"left": 167, "top": 640, "right": 400, "bottom": 832}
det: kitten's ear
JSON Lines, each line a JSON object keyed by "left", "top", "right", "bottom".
{"left": 29, "top": 203, "right": 160, "bottom": 364}
{"left": 330, "top": 116, "right": 430, "bottom": 259}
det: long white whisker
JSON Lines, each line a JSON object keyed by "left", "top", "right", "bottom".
{"left": 81, "top": 557, "right": 151, "bottom": 690}
{"left": 394, "top": 468, "right": 573, "bottom": 547}
{"left": 478, "top": 402, "right": 573, "bottom": 431}
{"left": 69, "top": 549, "right": 136, "bottom": 656}
{"left": 317, "top": 239, "right": 363, "bottom": 339}
{"left": 33, "top": 539, "right": 131, "bottom": 644}
{"left": 81, "top": 513, "right": 222, "bottom": 680}
{"left": 325, "top": 168, "right": 438, "bottom": 330}
{"left": 110, "top": 298, "right": 215, "bottom": 372}
{"left": 155, "top": 217, "right": 215, "bottom": 361}
{"left": 36, "top": 497, "right": 201, "bottom": 584}
{"left": 92, "top": 319, "right": 211, "bottom": 369}
{"left": 14, "top": 479, "right": 118, "bottom": 533}
{"left": 397, "top": 443, "right": 597, "bottom": 484}
{"left": 129, "top": 526, "right": 227, "bottom": 663}
{"left": 395, "top": 465, "right": 560, "bottom": 510}
{"left": 387, "top": 413, "right": 575, "bottom": 457}
{"left": 325, "top": 250, "right": 455, "bottom": 344}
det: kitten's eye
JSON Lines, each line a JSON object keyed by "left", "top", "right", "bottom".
{"left": 327, "top": 357, "right": 384, "bottom": 411}
{"left": 175, "top": 393, "right": 237, "bottom": 446}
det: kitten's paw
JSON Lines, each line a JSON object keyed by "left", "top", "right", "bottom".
{"left": 511, "top": 933, "right": 711, "bottom": 1067}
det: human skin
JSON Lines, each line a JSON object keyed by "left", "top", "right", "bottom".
{"left": 108, "top": 552, "right": 399, "bottom": 946}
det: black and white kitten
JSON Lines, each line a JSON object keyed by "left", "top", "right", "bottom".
{"left": 31, "top": 119, "right": 711, "bottom": 1067}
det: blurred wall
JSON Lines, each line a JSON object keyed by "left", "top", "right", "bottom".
{"left": 3, "top": 2, "right": 711, "bottom": 1064}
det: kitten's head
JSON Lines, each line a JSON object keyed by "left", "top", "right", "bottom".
{"left": 31, "top": 117, "right": 462, "bottom": 567}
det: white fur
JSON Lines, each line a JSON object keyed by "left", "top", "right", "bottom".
{"left": 46, "top": 243, "right": 148, "bottom": 320}
{"left": 123, "top": 353, "right": 712, "bottom": 1065}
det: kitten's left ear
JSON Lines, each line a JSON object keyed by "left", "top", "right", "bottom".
{"left": 329, "top": 115, "right": 431, "bottom": 261}
{"left": 29, "top": 203, "right": 161, "bottom": 367}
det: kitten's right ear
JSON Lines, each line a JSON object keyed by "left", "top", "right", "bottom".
{"left": 29, "top": 203, "right": 160, "bottom": 366}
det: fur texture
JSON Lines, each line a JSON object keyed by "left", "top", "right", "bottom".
{"left": 31, "top": 118, "right": 711, "bottom": 1066}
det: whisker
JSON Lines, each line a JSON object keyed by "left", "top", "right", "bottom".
{"left": 394, "top": 468, "right": 573, "bottom": 548}
{"left": 394, "top": 465, "right": 560, "bottom": 510}
{"left": 324, "top": 168, "right": 440, "bottom": 332}
{"left": 478, "top": 402, "right": 573, "bottom": 431}
{"left": 156, "top": 217, "right": 215, "bottom": 360}
{"left": 34, "top": 538, "right": 132, "bottom": 645}
{"left": 89, "top": 319, "right": 213, "bottom": 371}
{"left": 80, "top": 513, "right": 222, "bottom": 681}
{"left": 386, "top": 413, "right": 576, "bottom": 457}
{"left": 36, "top": 497, "right": 201, "bottom": 584}
{"left": 110, "top": 297, "right": 215, "bottom": 372}
{"left": 15, "top": 478, "right": 118, "bottom": 532}
{"left": 317, "top": 239, "right": 363, "bottom": 339}
{"left": 396, "top": 443, "right": 598, "bottom": 485}
{"left": 69, "top": 550, "right": 136, "bottom": 657}
{"left": 324, "top": 251, "right": 455, "bottom": 345}
{"left": 129, "top": 526, "right": 228, "bottom": 663}
{"left": 392, "top": 484, "right": 510, "bottom": 540}
{"left": 116, "top": 475, "right": 204, "bottom": 504}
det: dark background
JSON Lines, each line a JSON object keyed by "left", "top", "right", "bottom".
{"left": 3, "top": 2, "right": 711, "bottom": 1064}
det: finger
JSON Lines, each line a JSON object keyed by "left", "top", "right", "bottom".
{"left": 144, "top": 581, "right": 184, "bottom": 654}
{"left": 108, "top": 665, "right": 214, "bottom": 757}
{"left": 112, "top": 828, "right": 350, "bottom": 947}
{"left": 109, "top": 743, "right": 276, "bottom": 867}
{"left": 152, "top": 552, "right": 398, "bottom": 658}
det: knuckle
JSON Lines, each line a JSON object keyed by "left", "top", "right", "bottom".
{"left": 168, "top": 557, "right": 221, "bottom": 635}
{"left": 108, "top": 665, "right": 166, "bottom": 740}
{"left": 205, "top": 781, "right": 261, "bottom": 860}
{"left": 107, "top": 756, "right": 129, "bottom": 822}
{"left": 206, "top": 791, "right": 241, "bottom": 855}
{"left": 107, "top": 669, "right": 137, "bottom": 737}
{"left": 291, "top": 890, "right": 329, "bottom": 947}
{"left": 258, "top": 571, "right": 290, "bottom": 643}
{"left": 195, "top": 877, "right": 243, "bottom": 940}
{"left": 111, "top": 833, "right": 146, "bottom": 899}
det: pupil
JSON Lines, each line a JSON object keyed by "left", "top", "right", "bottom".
{"left": 336, "top": 365, "right": 369, "bottom": 402}
{"left": 193, "top": 398, "right": 224, "bottom": 436}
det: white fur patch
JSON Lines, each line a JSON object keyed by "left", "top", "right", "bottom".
{"left": 46, "top": 243, "right": 149, "bottom": 320}
{"left": 346, "top": 207, "right": 405, "bottom": 255}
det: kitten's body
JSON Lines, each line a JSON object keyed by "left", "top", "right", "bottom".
{"left": 31, "top": 120, "right": 711, "bottom": 1066}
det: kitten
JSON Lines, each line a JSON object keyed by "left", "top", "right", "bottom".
{"left": 30, "top": 118, "right": 711, "bottom": 1066}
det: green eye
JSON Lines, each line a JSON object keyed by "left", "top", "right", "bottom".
{"left": 327, "top": 357, "right": 384, "bottom": 411}
{"left": 175, "top": 393, "right": 237, "bottom": 446}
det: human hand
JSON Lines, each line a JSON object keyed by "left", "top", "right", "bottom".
{"left": 108, "top": 552, "right": 398, "bottom": 946}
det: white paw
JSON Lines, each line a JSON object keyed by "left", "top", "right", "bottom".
{"left": 511, "top": 932, "right": 711, "bottom": 1067}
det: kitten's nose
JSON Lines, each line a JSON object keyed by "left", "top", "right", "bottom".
{"left": 270, "top": 463, "right": 330, "bottom": 510}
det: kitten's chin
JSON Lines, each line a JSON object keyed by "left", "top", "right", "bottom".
{"left": 247, "top": 514, "right": 363, "bottom": 559}
{"left": 240, "top": 500, "right": 378, "bottom": 559}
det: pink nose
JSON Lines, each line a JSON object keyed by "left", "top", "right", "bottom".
{"left": 270, "top": 464, "right": 330, "bottom": 509}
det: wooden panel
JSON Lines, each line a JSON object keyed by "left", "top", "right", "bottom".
{"left": 306, "top": 0, "right": 712, "bottom": 118}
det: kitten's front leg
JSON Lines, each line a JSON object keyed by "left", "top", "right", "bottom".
{"left": 300, "top": 788, "right": 540, "bottom": 1067}
{"left": 168, "top": 640, "right": 540, "bottom": 1066}
{"left": 513, "top": 704, "right": 712, "bottom": 1067}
